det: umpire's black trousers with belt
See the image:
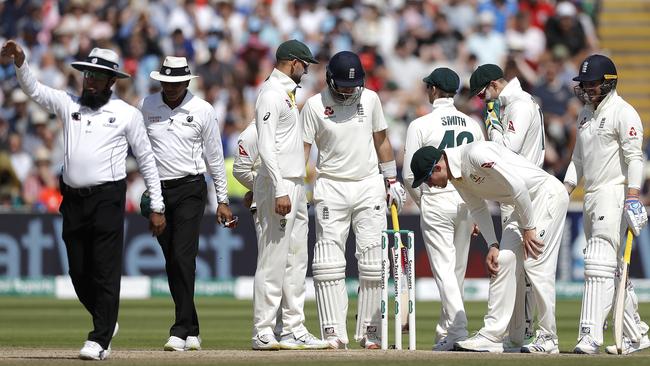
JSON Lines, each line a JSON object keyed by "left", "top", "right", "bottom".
{"left": 157, "top": 175, "right": 207, "bottom": 339}
{"left": 59, "top": 179, "right": 126, "bottom": 350}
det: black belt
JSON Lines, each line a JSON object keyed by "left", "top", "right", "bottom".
{"left": 161, "top": 174, "right": 202, "bottom": 189}
{"left": 62, "top": 179, "right": 123, "bottom": 197}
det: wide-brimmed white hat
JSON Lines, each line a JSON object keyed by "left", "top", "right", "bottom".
{"left": 150, "top": 56, "right": 199, "bottom": 83}
{"left": 70, "top": 48, "right": 130, "bottom": 78}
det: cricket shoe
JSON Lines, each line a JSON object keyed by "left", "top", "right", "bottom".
{"left": 252, "top": 333, "right": 280, "bottom": 351}
{"left": 279, "top": 332, "right": 330, "bottom": 350}
{"left": 433, "top": 336, "right": 466, "bottom": 351}
{"left": 573, "top": 334, "right": 599, "bottom": 354}
{"left": 164, "top": 336, "right": 186, "bottom": 351}
{"left": 454, "top": 333, "right": 504, "bottom": 353}
{"left": 185, "top": 336, "right": 202, "bottom": 351}
{"left": 521, "top": 331, "right": 559, "bottom": 354}
{"left": 79, "top": 341, "right": 110, "bottom": 360}
{"left": 326, "top": 336, "right": 348, "bottom": 349}
{"left": 605, "top": 334, "right": 650, "bottom": 355}
{"left": 359, "top": 335, "right": 381, "bottom": 349}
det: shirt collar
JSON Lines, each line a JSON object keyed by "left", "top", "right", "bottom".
{"left": 431, "top": 98, "right": 455, "bottom": 110}
{"left": 594, "top": 89, "right": 618, "bottom": 115}
{"left": 444, "top": 146, "right": 463, "bottom": 179}
{"left": 497, "top": 77, "right": 523, "bottom": 106}
{"left": 269, "top": 68, "right": 298, "bottom": 95}
{"left": 157, "top": 90, "right": 194, "bottom": 109}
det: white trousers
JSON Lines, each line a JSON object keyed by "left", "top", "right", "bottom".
{"left": 480, "top": 178, "right": 569, "bottom": 341}
{"left": 420, "top": 190, "right": 472, "bottom": 341}
{"left": 252, "top": 176, "right": 309, "bottom": 338}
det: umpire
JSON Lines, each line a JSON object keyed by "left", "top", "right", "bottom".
{"left": 140, "top": 56, "right": 234, "bottom": 352}
{"left": 1, "top": 40, "right": 166, "bottom": 360}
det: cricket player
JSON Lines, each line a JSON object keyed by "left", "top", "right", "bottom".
{"left": 565, "top": 54, "right": 650, "bottom": 354}
{"left": 410, "top": 142, "right": 568, "bottom": 354}
{"left": 402, "top": 67, "right": 484, "bottom": 351}
{"left": 302, "top": 50, "right": 406, "bottom": 349}
{"left": 469, "top": 64, "right": 545, "bottom": 350}
{"left": 251, "top": 40, "right": 328, "bottom": 350}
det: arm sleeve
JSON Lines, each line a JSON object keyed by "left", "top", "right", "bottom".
{"left": 564, "top": 125, "right": 583, "bottom": 187}
{"left": 301, "top": 101, "right": 317, "bottom": 145}
{"left": 402, "top": 123, "right": 422, "bottom": 204}
{"left": 489, "top": 102, "right": 533, "bottom": 154}
{"left": 371, "top": 92, "right": 388, "bottom": 132}
{"left": 233, "top": 129, "right": 258, "bottom": 191}
{"left": 256, "top": 91, "right": 287, "bottom": 197}
{"left": 126, "top": 109, "right": 164, "bottom": 212}
{"left": 617, "top": 105, "right": 645, "bottom": 190}
{"left": 202, "top": 106, "right": 229, "bottom": 203}
{"left": 15, "top": 62, "right": 73, "bottom": 119}
{"left": 457, "top": 187, "right": 498, "bottom": 246}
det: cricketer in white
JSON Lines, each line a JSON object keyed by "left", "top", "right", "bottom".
{"left": 403, "top": 67, "right": 484, "bottom": 351}
{"left": 411, "top": 141, "right": 569, "bottom": 354}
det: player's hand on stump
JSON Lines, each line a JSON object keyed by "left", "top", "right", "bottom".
{"left": 624, "top": 195, "right": 647, "bottom": 236}
{"left": 522, "top": 228, "right": 544, "bottom": 260}
{"left": 386, "top": 178, "right": 406, "bottom": 213}
{"left": 275, "top": 195, "right": 291, "bottom": 216}
{"left": 0, "top": 40, "right": 25, "bottom": 67}
{"left": 149, "top": 212, "right": 166, "bottom": 237}
{"left": 486, "top": 245, "right": 499, "bottom": 277}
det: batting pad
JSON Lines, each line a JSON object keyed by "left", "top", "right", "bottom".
{"left": 579, "top": 237, "right": 617, "bottom": 344}
{"left": 312, "top": 240, "right": 348, "bottom": 343}
{"left": 355, "top": 245, "right": 382, "bottom": 342}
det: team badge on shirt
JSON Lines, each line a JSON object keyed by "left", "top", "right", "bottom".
{"left": 599, "top": 118, "right": 606, "bottom": 128}
{"left": 108, "top": 117, "right": 116, "bottom": 123}
{"left": 508, "top": 120, "right": 515, "bottom": 132}
{"left": 186, "top": 115, "right": 193, "bottom": 122}
{"left": 72, "top": 112, "right": 81, "bottom": 121}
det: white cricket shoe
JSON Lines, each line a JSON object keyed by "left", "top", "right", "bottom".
{"left": 252, "top": 333, "right": 280, "bottom": 351}
{"left": 521, "top": 331, "right": 559, "bottom": 354}
{"left": 79, "top": 341, "right": 109, "bottom": 360}
{"left": 185, "top": 336, "right": 202, "bottom": 351}
{"left": 433, "top": 336, "right": 466, "bottom": 351}
{"left": 359, "top": 335, "right": 381, "bottom": 349}
{"left": 326, "top": 336, "right": 348, "bottom": 349}
{"left": 279, "top": 332, "right": 330, "bottom": 350}
{"left": 454, "top": 333, "right": 504, "bottom": 353}
{"left": 164, "top": 336, "right": 186, "bottom": 351}
{"left": 573, "top": 334, "right": 599, "bottom": 354}
{"left": 605, "top": 334, "right": 650, "bottom": 355}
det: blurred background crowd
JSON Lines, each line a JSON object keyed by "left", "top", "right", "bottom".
{"left": 0, "top": 0, "right": 623, "bottom": 214}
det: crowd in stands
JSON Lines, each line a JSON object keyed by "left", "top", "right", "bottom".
{"left": 0, "top": 0, "right": 611, "bottom": 214}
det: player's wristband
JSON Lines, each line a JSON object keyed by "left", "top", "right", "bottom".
{"left": 379, "top": 160, "right": 397, "bottom": 179}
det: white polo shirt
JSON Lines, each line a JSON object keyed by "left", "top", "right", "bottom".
{"left": 233, "top": 121, "right": 259, "bottom": 191}
{"left": 139, "top": 91, "right": 228, "bottom": 203}
{"left": 301, "top": 88, "right": 387, "bottom": 181}
{"left": 255, "top": 68, "right": 305, "bottom": 197}
{"left": 15, "top": 62, "right": 164, "bottom": 212}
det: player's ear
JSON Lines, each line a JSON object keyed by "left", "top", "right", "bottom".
{"left": 434, "top": 165, "right": 441, "bottom": 172}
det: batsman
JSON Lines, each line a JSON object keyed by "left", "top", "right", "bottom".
{"left": 302, "top": 51, "right": 406, "bottom": 349}
{"left": 565, "top": 54, "right": 650, "bottom": 354}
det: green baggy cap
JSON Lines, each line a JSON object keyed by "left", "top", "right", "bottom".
{"left": 422, "top": 67, "right": 460, "bottom": 93}
{"left": 411, "top": 146, "right": 444, "bottom": 188}
{"left": 276, "top": 39, "right": 319, "bottom": 64}
{"left": 469, "top": 64, "right": 504, "bottom": 96}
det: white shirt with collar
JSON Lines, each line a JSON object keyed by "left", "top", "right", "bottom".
{"left": 301, "top": 88, "right": 387, "bottom": 181}
{"left": 139, "top": 90, "right": 229, "bottom": 204}
{"left": 492, "top": 77, "right": 545, "bottom": 168}
{"left": 255, "top": 68, "right": 305, "bottom": 198}
{"left": 15, "top": 62, "right": 164, "bottom": 212}
{"left": 564, "top": 90, "right": 644, "bottom": 193}
{"left": 445, "top": 141, "right": 555, "bottom": 246}
{"left": 403, "top": 97, "right": 484, "bottom": 204}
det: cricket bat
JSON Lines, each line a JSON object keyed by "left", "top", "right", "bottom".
{"left": 390, "top": 203, "right": 410, "bottom": 332}
{"left": 614, "top": 229, "right": 634, "bottom": 354}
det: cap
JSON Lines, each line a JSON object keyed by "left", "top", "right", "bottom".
{"left": 150, "top": 56, "right": 199, "bottom": 83}
{"left": 422, "top": 67, "right": 460, "bottom": 93}
{"left": 276, "top": 39, "right": 319, "bottom": 64}
{"left": 572, "top": 54, "right": 617, "bottom": 82}
{"left": 469, "top": 64, "right": 504, "bottom": 96}
{"left": 410, "top": 146, "right": 444, "bottom": 188}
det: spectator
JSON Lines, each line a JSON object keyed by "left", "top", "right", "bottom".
{"left": 22, "top": 147, "right": 61, "bottom": 212}
{"left": 545, "top": 1, "right": 588, "bottom": 58}
{"left": 506, "top": 11, "right": 546, "bottom": 65}
{"left": 466, "top": 11, "right": 507, "bottom": 66}
{"left": 7, "top": 132, "right": 32, "bottom": 182}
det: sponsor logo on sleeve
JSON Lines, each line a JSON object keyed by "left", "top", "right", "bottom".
{"left": 263, "top": 112, "right": 270, "bottom": 121}
{"left": 507, "top": 120, "right": 515, "bottom": 132}
{"left": 481, "top": 162, "right": 495, "bottom": 168}
{"left": 71, "top": 112, "right": 81, "bottom": 121}
{"left": 324, "top": 106, "right": 334, "bottom": 116}
{"left": 629, "top": 127, "right": 638, "bottom": 137}
{"left": 238, "top": 144, "right": 249, "bottom": 157}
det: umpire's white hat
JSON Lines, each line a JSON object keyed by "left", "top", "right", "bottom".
{"left": 150, "top": 56, "right": 199, "bottom": 83}
{"left": 70, "top": 48, "right": 130, "bottom": 78}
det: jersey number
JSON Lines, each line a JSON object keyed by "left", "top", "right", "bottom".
{"left": 437, "top": 130, "right": 474, "bottom": 149}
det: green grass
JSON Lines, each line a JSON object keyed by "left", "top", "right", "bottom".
{"left": 0, "top": 297, "right": 649, "bottom": 365}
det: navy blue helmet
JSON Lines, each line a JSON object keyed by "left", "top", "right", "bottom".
{"left": 326, "top": 51, "right": 365, "bottom": 105}
{"left": 573, "top": 54, "right": 617, "bottom": 104}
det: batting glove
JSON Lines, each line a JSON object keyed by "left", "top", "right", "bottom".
{"left": 386, "top": 178, "right": 407, "bottom": 213}
{"left": 484, "top": 100, "right": 503, "bottom": 135}
{"left": 624, "top": 197, "right": 648, "bottom": 236}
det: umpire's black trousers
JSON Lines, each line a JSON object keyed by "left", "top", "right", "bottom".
{"left": 59, "top": 179, "right": 126, "bottom": 350}
{"left": 157, "top": 176, "right": 207, "bottom": 339}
